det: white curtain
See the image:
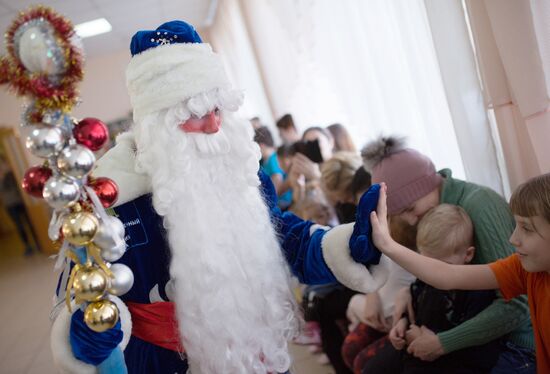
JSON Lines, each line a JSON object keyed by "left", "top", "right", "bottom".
{"left": 424, "top": 0, "right": 504, "bottom": 194}
{"left": 203, "top": 0, "right": 275, "bottom": 130}
{"left": 208, "top": 0, "right": 512, "bottom": 181}
{"left": 465, "top": 0, "right": 550, "bottom": 189}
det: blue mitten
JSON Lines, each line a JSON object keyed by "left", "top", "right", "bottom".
{"left": 70, "top": 308, "right": 123, "bottom": 366}
{"left": 349, "top": 184, "right": 382, "bottom": 265}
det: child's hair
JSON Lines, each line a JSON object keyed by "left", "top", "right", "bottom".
{"left": 292, "top": 185, "right": 334, "bottom": 226}
{"left": 416, "top": 204, "right": 474, "bottom": 256}
{"left": 253, "top": 126, "right": 274, "bottom": 147}
{"left": 302, "top": 126, "right": 333, "bottom": 142}
{"left": 510, "top": 173, "right": 550, "bottom": 224}
{"left": 327, "top": 123, "right": 357, "bottom": 153}
{"left": 320, "top": 152, "right": 364, "bottom": 198}
{"left": 277, "top": 144, "right": 293, "bottom": 158}
{"left": 276, "top": 114, "right": 296, "bottom": 130}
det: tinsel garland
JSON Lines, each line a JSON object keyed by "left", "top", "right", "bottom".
{"left": 3, "top": 5, "right": 84, "bottom": 119}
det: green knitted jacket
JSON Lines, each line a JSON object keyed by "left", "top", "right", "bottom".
{"left": 437, "top": 169, "right": 534, "bottom": 353}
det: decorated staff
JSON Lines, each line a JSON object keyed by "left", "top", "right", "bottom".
{"left": 1, "top": 6, "right": 131, "bottom": 372}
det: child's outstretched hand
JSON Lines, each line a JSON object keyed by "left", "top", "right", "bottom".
{"left": 370, "top": 183, "right": 393, "bottom": 251}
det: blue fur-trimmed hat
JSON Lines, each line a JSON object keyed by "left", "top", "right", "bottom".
{"left": 126, "top": 20, "right": 230, "bottom": 122}
{"left": 130, "top": 21, "right": 202, "bottom": 56}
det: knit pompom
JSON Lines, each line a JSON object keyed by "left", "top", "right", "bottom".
{"left": 361, "top": 136, "right": 407, "bottom": 172}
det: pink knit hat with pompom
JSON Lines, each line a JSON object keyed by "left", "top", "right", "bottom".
{"left": 361, "top": 136, "right": 442, "bottom": 215}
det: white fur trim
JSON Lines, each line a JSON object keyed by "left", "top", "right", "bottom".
{"left": 94, "top": 131, "right": 151, "bottom": 207}
{"left": 309, "top": 224, "right": 329, "bottom": 236}
{"left": 322, "top": 223, "right": 391, "bottom": 293}
{"left": 110, "top": 296, "right": 132, "bottom": 350}
{"left": 50, "top": 297, "right": 132, "bottom": 373}
{"left": 126, "top": 43, "right": 231, "bottom": 122}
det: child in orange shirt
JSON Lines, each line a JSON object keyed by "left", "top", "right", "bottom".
{"left": 370, "top": 173, "right": 550, "bottom": 373}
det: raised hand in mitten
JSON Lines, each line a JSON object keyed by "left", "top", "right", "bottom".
{"left": 349, "top": 184, "right": 382, "bottom": 264}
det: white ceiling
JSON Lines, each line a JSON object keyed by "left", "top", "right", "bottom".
{"left": 0, "top": 0, "right": 217, "bottom": 58}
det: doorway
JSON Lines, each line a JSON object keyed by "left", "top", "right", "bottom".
{"left": 0, "top": 127, "right": 56, "bottom": 260}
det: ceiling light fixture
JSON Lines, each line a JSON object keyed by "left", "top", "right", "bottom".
{"left": 75, "top": 18, "right": 112, "bottom": 38}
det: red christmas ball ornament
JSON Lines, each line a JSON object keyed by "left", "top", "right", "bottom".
{"left": 21, "top": 166, "right": 52, "bottom": 198}
{"left": 74, "top": 118, "right": 109, "bottom": 151}
{"left": 90, "top": 177, "right": 118, "bottom": 208}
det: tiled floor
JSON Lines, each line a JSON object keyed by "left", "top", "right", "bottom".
{"left": 288, "top": 344, "right": 336, "bottom": 374}
{"left": 0, "top": 231, "right": 334, "bottom": 374}
{"left": 0, "top": 232, "right": 58, "bottom": 374}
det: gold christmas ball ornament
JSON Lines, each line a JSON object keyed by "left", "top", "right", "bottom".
{"left": 61, "top": 211, "right": 99, "bottom": 246}
{"left": 72, "top": 266, "right": 108, "bottom": 302}
{"left": 84, "top": 299, "right": 119, "bottom": 333}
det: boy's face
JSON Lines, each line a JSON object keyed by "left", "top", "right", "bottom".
{"left": 510, "top": 215, "right": 550, "bottom": 273}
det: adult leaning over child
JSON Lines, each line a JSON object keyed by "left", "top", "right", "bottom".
{"left": 360, "top": 136, "right": 535, "bottom": 373}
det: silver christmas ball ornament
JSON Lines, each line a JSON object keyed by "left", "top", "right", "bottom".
{"left": 93, "top": 216, "right": 126, "bottom": 262}
{"left": 25, "top": 126, "right": 65, "bottom": 158}
{"left": 107, "top": 263, "right": 134, "bottom": 296}
{"left": 42, "top": 176, "right": 80, "bottom": 209}
{"left": 100, "top": 240, "right": 126, "bottom": 263}
{"left": 57, "top": 144, "right": 96, "bottom": 178}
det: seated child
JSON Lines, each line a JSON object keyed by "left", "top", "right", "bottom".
{"left": 366, "top": 204, "right": 501, "bottom": 373}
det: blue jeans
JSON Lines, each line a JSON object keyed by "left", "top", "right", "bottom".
{"left": 491, "top": 341, "right": 536, "bottom": 373}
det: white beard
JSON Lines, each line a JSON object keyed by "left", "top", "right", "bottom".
{"left": 133, "top": 108, "right": 300, "bottom": 374}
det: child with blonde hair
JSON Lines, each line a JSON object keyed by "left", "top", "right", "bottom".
{"left": 320, "top": 151, "right": 371, "bottom": 224}
{"left": 371, "top": 173, "right": 550, "bottom": 372}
